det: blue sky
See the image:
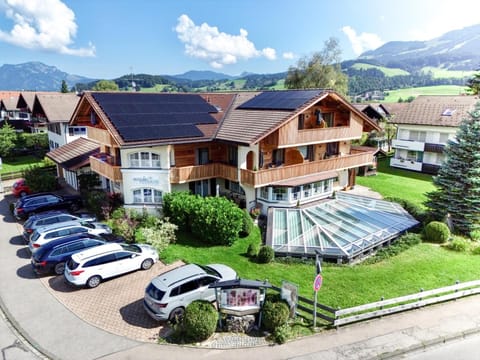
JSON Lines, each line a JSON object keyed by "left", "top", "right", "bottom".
{"left": 0, "top": 0, "right": 479, "bottom": 79}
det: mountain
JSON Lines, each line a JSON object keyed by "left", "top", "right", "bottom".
{"left": 172, "top": 70, "right": 235, "bottom": 81}
{"left": 357, "top": 23, "right": 480, "bottom": 71}
{"left": 0, "top": 62, "right": 96, "bottom": 91}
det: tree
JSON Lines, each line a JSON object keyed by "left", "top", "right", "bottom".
{"left": 60, "top": 80, "right": 69, "bottom": 93}
{"left": 92, "top": 80, "right": 119, "bottom": 91}
{"left": 425, "top": 101, "right": 480, "bottom": 234}
{"left": 0, "top": 123, "right": 17, "bottom": 157}
{"left": 466, "top": 69, "right": 480, "bottom": 95}
{"left": 285, "top": 37, "right": 348, "bottom": 95}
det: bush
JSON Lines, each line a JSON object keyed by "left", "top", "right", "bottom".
{"left": 181, "top": 301, "right": 218, "bottom": 342}
{"left": 273, "top": 323, "right": 292, "bottom": 344}
{"left": 136, "top": 219, "right": 178, "bottom": 253}
{"left": 385, "top": 197, "right": 426, "bottom": 223}
{"left": 363, "top": 233, "right": 422, "bottom": 264}
{"left": 22, "top": 165, "right": 57, "bottom": 192}
{"left": 106, "top": 208, "right": 141, "bottom": 242}
{"left": 471, "top": 245, "right": 480, "bottom": 255}
{"left": 469, "top": 230, "right": 480, "bottom": 242}
{"left": 84, "top": 190, "right": 108, "bottom": 219}
{"left": 262, "top": 299, "right": 290, "bottom": 332}
{"left": 257, "top": 245, "right": 274, "bottom": 263}
{"left": 424, "top": 221, "right": 450, "bottom": 244}
{"left": 240, "top": 209, "right": 254, "bottom": 237}
{"left": 445, "top": 236, "right": 470, "bottom": 252}
{"left": 246, "top": 242, "right": 260, "bottom": 258}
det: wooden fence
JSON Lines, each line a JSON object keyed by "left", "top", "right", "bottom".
{"left": 272, "top": 279, "right": 480, "bottom": 328}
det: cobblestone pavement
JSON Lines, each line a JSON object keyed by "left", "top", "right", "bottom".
{"left": 38, "top": 260, "right": 184, "bottom": 342}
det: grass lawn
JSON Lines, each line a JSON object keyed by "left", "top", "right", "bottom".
{"left": 383, "top": 85, "right": 467, "bottom": 102}
{"left": 356, "top": 157, "right": 436, "bottom": 208}
{"left": 160, "top": 156, "right": 477, "bottom": 311}
{"left": 1, "top": 155, "right": 47, "bottom": 175}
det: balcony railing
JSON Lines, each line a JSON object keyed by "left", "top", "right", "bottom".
{"left": 392, "top": 139, "right": 425, "bottom": 151}
{"left": 170, "top": 163, "right": 238, "bottom": 184}
{"left": 89, "top": 155, "right": 122, "bottom": 182}
{"left": 241, "top": 151, "right": 375, "bottom": 188}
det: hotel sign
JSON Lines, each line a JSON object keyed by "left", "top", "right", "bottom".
{"left": 132, "top": 175, "right": 160, "bottom": 186}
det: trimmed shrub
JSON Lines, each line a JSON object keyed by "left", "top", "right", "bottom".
{"left": 424, "top": 221, "right": 450, "bottom": 244}
{"left": 136, "top": 219, "right": 178, "bottom": 253}
{"left": 257, "top": 245, "right": 274, "bottom": 263}
{"left": 182, "top": 301, "right": 218, "bottom": 343}
{"left": 273, "top": 323, "right": 292, "bottom": 344}
{"left": 240, "top": 209, "right": 254, "bottom": 237}
{"left": 469, "top": 230, "right": 480, "bottom": 242}
{"left": 246, "top": 242, "right": 260, "bottom": 258}
{"left": 262, "top": 299, "right": 290, "bottom": 332}
{"left": 445, "top": 236, "right": 470, "bottom": 252}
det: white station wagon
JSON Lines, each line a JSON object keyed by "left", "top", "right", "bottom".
{"left": 64, "top": 242, "right": 159, "bottom": 288}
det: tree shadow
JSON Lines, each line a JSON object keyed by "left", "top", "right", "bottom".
{"left": 119, "top": 298, "right": 162, "bottom": 330}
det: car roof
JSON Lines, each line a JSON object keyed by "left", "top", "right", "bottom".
{"left": 151, "top": 264, "right": 206, "bottom": 289}
{"left": 71, "top": 243, "right": 123, "bottom": 262}
{"left": 27, "top": 210, "right": 69, "bottom": 220}
{"left": 29, "top": 212, "right": 74, "bottom": 223}
{"left": 34, "top": 220, "right": 88, "bottom": 234}
{"left": 39, "top": 234, "right": 104, "bottom": 249}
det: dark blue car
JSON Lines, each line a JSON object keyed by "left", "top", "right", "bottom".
{"left": 31, "top": 235, "right": 106, "bottom": 275}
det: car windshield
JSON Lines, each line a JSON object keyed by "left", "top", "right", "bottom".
{"left": 120, "top": 243, "right": 141, "bottom": 253}
{"left": 198, "top": 264, "right": 221, "bottom": 278}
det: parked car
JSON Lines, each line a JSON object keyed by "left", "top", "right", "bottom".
{"left": 64, "top": 243, "right": 159, "bottom": 288}
{"left": 12, "top": 179, "right": 31, "bottom": 197}
{"left": 143, "top": 263, "right": 237, "bottom": 322}
{"left": 28, "top": 220, "right": 112, "bottom": 253}
{"left": 22, "top": 211, "right": 96, "bottom": 242}
{"left": 31, "top": 236, "right": 106, "bottom": 275}
{"left": 14, "top": 193, "right": 84, "bottom": 220}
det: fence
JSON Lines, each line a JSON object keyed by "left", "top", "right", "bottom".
{"left": 272, "top": 279, "right": 480, "bottom": 328}
{"left": 1, "top": 165, "right": 56, "bottom": 181}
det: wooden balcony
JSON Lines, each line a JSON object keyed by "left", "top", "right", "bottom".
{"left": 170, "top": 163, "right": 238, "bottom": 184}
{"left": 241, "top": 151, "right": 375, "bottom": 188}
{"left": 87, "top": 127, "right": 115, "bottom": 146}
{"left": 89, "top": 155, "right": 122, "bottom": 182}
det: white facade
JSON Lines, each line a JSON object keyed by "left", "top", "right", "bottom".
{"left": 391, "top": 124, "right": 456, "bottom": 173}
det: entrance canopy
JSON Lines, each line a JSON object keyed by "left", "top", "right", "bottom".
{"left": 267, "top": 192, "right": 419, "bottom": 262}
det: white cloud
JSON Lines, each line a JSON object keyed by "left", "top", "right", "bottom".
{"left": 282, "top": 52, "right": 295, "bottom": 60}
{"left": 0, "top": 0, "right": 95, "bottom": 56}
{"left": 342, "top": 25, "right": 384, "bottom": 55}
{"left": 175, "top": 14, "right": 276, "bottom": 68}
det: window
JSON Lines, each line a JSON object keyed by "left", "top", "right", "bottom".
{"left": 228, "top": 146, "right": 238, "bottom": 166}
{"left": 439, "top": 133, "right": 450, "bottom": 144}
{"left": 323, "top": 112, "right": 334, "bottom": 127}
{"left": 68, "top": 126, "right": 87, "bottom": 136}
{"left": 298, "top": 145, "right": 314, "bottom": 160}
{"left": 409, "top": 131, "right": 426, "bottom": 142}
{"left": 197, "top": 148, "right": 209, "bottom": 165}
{"left": 272, "top": 149, "right": 285, "bottom": 166}
{"left": 133, "top": 188, "right": 162, "bottom": 204}
{"left": 225, "top": 180, "right": 245, "bottom": 195}
{"left": 298, "top": 114, "right": 305, "bottom": 130}
{"left": 129, "top": 152, "right": 161, "bottom": 168}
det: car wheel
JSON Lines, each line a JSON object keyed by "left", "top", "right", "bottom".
{"left": 168, "top": 307, "right": 185, "bottom": 323}
{"left": 20, "top": 191, "right": 27, "bottom": 197}
{"left": 141, "top": 258, "right": 153, "bottom": 270}
{"left": 86, "top": 275, "right": 102, "bottom": 288}
{"left": 54, "top": 262, "right": 66, "bottom": 275}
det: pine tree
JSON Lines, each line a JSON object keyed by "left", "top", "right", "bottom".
{"left": 425, "top": 101, "right": 480, "bottom": 234}
{"left": 60, "top": 80, "right": 69, "bottom": 93}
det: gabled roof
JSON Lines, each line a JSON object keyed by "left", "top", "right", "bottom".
{"left": 390, "top": 95, "right": 479, "bottom": 127}
{"left": 46, "top": 137, "right": 99, "bottom": 170}
{"left": 73, "top": 92, "right": 235, "bottom": 147}
{"left": 0, "top": 95, "right": 19, "bottom": 111}
{"left": 0, "top": 91, "right": 20, "bottom": 103}
{"left": 33, "top": 93, "right": 80, "bottom": 123}
{"left": 216, "top": 90, "right": 380, "bottom": 145}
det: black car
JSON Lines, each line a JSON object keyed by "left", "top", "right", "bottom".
{"left": 13, "top": 193, "right": 83, "bottom": 220}
{"left": 31, "top": 235, "right": 106, "bottom": 275}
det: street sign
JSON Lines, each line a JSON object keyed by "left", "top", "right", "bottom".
{"left": 313, "top": 274, "right": 323, "bottom": 292}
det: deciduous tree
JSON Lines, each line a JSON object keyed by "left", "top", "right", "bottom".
{"left": 92, "top": 80, "right": 119, "bottom": 91}
{"left": 285, "top": 37, "right": 348, "bottom": 95}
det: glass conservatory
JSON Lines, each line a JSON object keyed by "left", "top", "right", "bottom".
{"left": 267, "top": 192, "right": 419, "bottom": 263}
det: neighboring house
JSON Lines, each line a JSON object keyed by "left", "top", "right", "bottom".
{"left": 46, "top": 137, "right": 100, "bottom": 190}
{"left": 17, "top": 91, "right": 49, "bottom": 133}
{"left": 0, "top": 91, "right": 31, "bottom": 131}
{"left": 353, "top": 103, "right": 390, "bottom": 152}
{"left": 390, "top": 95, "right": 478, "bottom": 174}
{"left": 31, "top": 93, "right": 81, "bottom": 149}
{"left": 49, "top": 90, "right": 379, "bottom": 214}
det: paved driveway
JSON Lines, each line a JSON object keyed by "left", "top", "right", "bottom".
{"left": 38, "top": 261, "right": 184, "bottom": 342}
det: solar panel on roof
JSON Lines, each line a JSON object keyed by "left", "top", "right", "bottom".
{"left": 90, "top": 92, "right": 218, "bottom": 142}
{"left": 237, "top": 90, "right": 324, "bottom": 110}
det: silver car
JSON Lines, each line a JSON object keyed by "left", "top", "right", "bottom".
{"left": 143, "top": 263, "right": 237, "bottom": 322}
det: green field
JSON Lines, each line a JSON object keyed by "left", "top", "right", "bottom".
{"left": 421, "top": 66, "right": 475, "bottom": 79}
{"left": 383, "top": 85, "right": 468, "bottom": 102}
{"left": 352, "top": 62, "right": 410, "bottom": 77}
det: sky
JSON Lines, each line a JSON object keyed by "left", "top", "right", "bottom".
{"left": 0, "top": 0, "right": 479, "bottom": 80}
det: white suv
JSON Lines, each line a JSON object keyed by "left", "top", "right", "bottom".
{"left": 143, "top": 263, "right": 237, "bottom": 322}
{"left": 64, "top": 242, "right": 159, "bottom": 288}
